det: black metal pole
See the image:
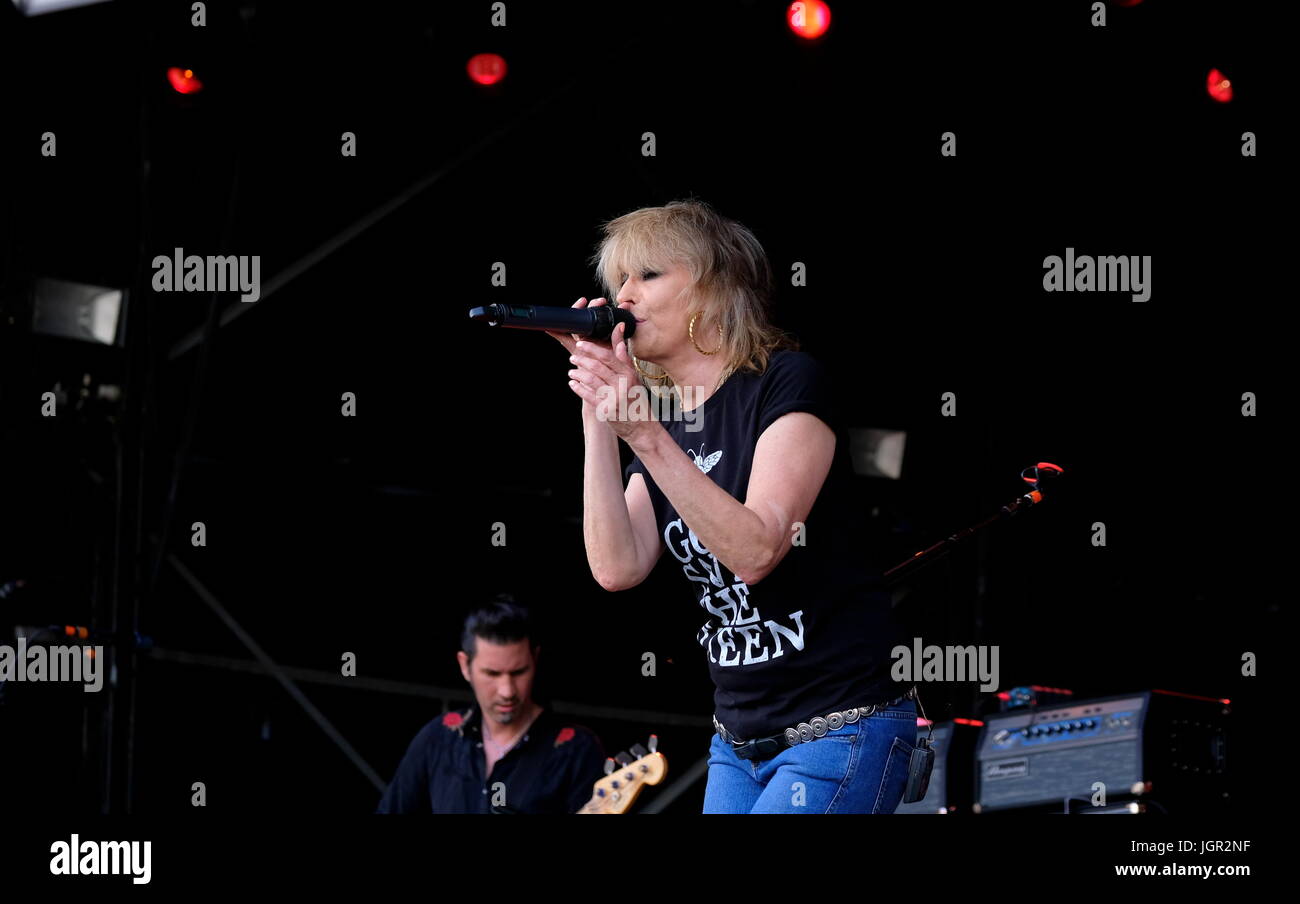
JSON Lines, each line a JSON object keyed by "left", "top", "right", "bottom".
{"left": 883, "top": 463, "right": 1063, "bottom": 587}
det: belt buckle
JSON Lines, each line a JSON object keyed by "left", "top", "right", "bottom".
{"left": 733, "top": 735, "right": 783, "bottom": 762}
{"left": 727, "top": 689, "right": 920, "bottom": 760}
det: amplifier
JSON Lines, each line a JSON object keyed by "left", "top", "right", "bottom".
{"left": 973, "top": 691, "right": 1229, "bottom": 813}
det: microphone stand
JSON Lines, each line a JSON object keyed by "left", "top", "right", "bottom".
{"left": 882, "top": 462, "right": 1064, "bottom": 587}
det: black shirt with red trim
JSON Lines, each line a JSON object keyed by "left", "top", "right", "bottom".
{"left": 375, "top": 704, "right": 606, "bottom": 814}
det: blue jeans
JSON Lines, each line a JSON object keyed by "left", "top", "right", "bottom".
{"left": 703, "top": 699, "right": 918, "bottom": 813}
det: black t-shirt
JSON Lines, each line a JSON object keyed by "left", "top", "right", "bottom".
{"left": 375, "top": 705, "right": 606, "bottom": 814}
{"left": 625, "top": 350, "right": 910, "bottom": 740}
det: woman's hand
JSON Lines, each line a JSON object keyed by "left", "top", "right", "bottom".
{"left": 545, "top": 296, "right": 611, "bottom": 357}
{"left": 567, "top": 322, "right": 659, "bottom": 445}
{"left": 549, "top": 297, "right": 610, "bottom": 420}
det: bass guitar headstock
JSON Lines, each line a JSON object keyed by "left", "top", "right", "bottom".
{"left": 578, "top": 735, "right": 667, "bottom": 814}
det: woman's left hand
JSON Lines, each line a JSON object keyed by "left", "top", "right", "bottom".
{"left": 567, "top": 322, "right": 659, "bottom": 446}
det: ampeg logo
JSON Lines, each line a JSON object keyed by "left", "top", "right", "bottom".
{"left": 984, "top": 758, "right": 1029, "bottom": 781}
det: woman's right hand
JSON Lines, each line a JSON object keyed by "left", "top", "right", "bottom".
{"left": 553, "top": 297, "right": 618, "bottom": 424}
{"left": 545, "top": 296, "right": 609, "bottom": 357}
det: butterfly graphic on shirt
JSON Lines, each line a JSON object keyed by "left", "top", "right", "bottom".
{"left": 688, "top": 445, "right": 723, "bottom": 474}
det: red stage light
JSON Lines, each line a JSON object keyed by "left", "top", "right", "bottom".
{"left": 167, "top": 66, "right": 203, "bottom": 94}
{"left": 1207, "top": 68, "right": 1232, "bottom": 103}
{"left": 787, "top": 0, "right": 830, "bottom": 40}
{"left": 467, "top": 53, "right": 508, "bottom": 86}
{"left": 1112, "top": 0, "right": 1143, "bottom": 7}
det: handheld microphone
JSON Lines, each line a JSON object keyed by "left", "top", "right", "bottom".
{"left": 468, "top": 303, "right": 637, "bottom": 340}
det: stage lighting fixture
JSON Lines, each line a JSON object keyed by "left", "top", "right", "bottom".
{"left": 167, "top": 67, "right": 204, "bottom": 95}
{"left": 29, "top": 277, "right": 128, "bottom": 347}
{"left": 1206, "top": 69, "right": 1232, "bottom": 103}
{"left": 848, "top": 428, "right": 906, "bottom": 479}
{"left": 467, "top": 53, "right": 507, "bottom": 86}
{"left": 11, "top": 0, "right": 112, "bottom": 15}
{"left": 787, "top": 1, "right": 831, "bottom": 40}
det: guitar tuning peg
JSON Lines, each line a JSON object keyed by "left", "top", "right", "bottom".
{"left": 603, "top": 757, "right": 616, "bottom": 775}
{"left": 647, "top": 734, "right": 658, "bottom": 753}
{"left": 614, "top": 751, "right": 633, "bottom": 766}
{"left": 630, "top": 743, "right": 648, "bottom": 759}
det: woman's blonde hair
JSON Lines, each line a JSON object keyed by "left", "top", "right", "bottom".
{"left": 588, "top": 198, "right": 798, "bottom": 393}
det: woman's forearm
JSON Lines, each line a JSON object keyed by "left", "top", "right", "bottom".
{"left": 581, "top": 414, "right": 642, "bottom": 590}
{"left": 629, "top": 426, "right": 775, "bottom": 585}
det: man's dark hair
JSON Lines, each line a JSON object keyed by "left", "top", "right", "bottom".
{"left": 460, "top": 593, "right": 538, "bottom": 661}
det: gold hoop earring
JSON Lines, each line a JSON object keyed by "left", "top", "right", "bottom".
{"left": 689, "top": 311, "right": 723, "bottom": 356}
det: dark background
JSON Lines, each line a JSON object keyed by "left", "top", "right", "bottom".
{"left": 0, "top": 0, "right": 1280, "bottom": 817}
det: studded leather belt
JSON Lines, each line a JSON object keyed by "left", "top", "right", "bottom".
{"left": 714, "top": 686, "right": 919, "bottom": 762}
